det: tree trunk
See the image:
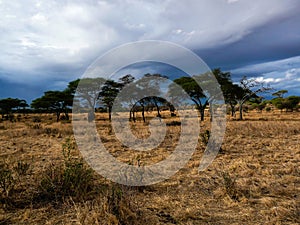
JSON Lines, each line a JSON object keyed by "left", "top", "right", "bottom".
{"left": 239, "top": 104, "right": 243, "bottom": 120}
{"left": 230, "top": 104, "right": 235, "bottom": 117}
{"left": 209, "top": 104, "right": 213, "bottom": 122}
{"left": 200, "top": 108, "right": 205, "bottom": 121}
{"left": 64, "top": 109, "right": 69, "bottom": 120}
{"left": 56, "top": 111, "right": 60, "bottom": 122}
{"left": 132, "top": 110, "right": 136, "bottom": 122}
{"left": 142, "top": 105, "right": 145, "bottom": 123}
{"left": 154, "top": 102, "right": 161, "bottom": 118}
{"left": 88, "top": 111, "right": 95, "bottom": 122}
{"left": 108, "top": 106, "right": 112, "bottom": 121}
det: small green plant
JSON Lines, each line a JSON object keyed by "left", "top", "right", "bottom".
{"left": 200, "top": 130, "right": 210, "bottom": 145}
{"left": 0, "top": 163, "right": 15, "bottom": 197}
{"left": 221, "top": 171, "right": 239, "bottom": 201}
{"left": 105, "top": 185, "right": 138, "bottom": 224}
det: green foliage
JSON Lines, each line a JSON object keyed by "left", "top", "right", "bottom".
{"left": 31, "top": 91, "right": 72, "bottom": 122}
{"left": 0, "top": 163, "right": 15, "bottom": 197}
{"left": 265, "top": 107, "right": 271, "bottom": 112}
{"left": 169, "top": 75, "right": 208, "bottom": 120}
{"left": 74, "top": 77, "right": 106, "bottom": 109}
{"left": 0, "top": 98, "right": 28, "bottom": 119}
{"left": 271, "top": 95, "right": 300, "bottom": 112}
{"left": 272, "top": 90, "right": 288, "bottom": 98}
{"left": 98, "top": 80, "right": 123, "bottom": 120}
{"left": 200, "top": 130, "right": 210, "bottom": 145}
{"left": 221, "top": 171, "right": 239, "bottom": 201}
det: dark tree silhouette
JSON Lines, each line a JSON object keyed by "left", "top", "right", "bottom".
{"left": 31, "top": 91, "right": 71, "bottom": 122}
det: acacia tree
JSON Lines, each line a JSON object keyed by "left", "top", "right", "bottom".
{"left": 118, "top": 74, "right": 167, "bottom": 122}
{"left": 117, "top": 75, "right": 137, "bottom": 121}
{"left": 283, "top": 96, "right": 300, "bottom": 112}
{"left": 212, "top": 69, "right": 242, "bottom": 117}
{"left": 72, "top": 78, "right": 106, "bottom": 109}
{"left": 143, "top": 74, "right": 168, "bottom": 118}
{"left": 169, "top": 76, "right": 208, "bottom": 121}
{"left": 31, "top": 91, "right": 71, "bottom": 122}
{"left": 272, "top": 90, "right": 288, "bottom": 98}
{"left": 236, "top": 76, "right": 272, "bottom": 120}
{"left": 98, "top": 80, "right": 122, "bottom": 121}
{"left": 70, "top": 78, "right": 106, "bottom": 121}
{"left": 0, "top": 98, "right": 28, "bottom": 120}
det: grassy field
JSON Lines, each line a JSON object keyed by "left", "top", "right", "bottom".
{"left": 0, "top": 110, "right": 299, "bottom": 224}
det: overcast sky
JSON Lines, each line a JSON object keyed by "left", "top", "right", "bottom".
{"left": 0, "top": 0, "right": 300, "bottom": 102}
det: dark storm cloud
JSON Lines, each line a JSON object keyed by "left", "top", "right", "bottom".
{"left": 198, "top": 12, "right": 300, "bottom": 71}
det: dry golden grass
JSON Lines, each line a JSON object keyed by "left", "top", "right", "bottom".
{"left": 0, "top": 110, "right": 299, "bottom": 224}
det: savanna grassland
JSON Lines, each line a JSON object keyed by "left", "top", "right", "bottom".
{"left": 0, "top": 110, "right": 299, "bottom": 224}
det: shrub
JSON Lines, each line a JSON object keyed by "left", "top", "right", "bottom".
{"left": 200, "top": 130, "right": 210, "bottom": 145}
{"left": 221, "top": 171, "right": 239, "bottom": 201}
{"left": 166, "top": 121, "right": 181, "bottom": 126}
{"left": 39, "top": 138, "right": 94, "bottom": 201}
{"left": 0, "top": 163, "right": 15, "bottom": 197}
{"left": 32, "top": 117, "right": 41, "bottom": 123}
{"left": 32, "top": 123, "right": 41, "bottom": 129}
{"left": 43, "top": 127, "right": 59, "bottom": 135}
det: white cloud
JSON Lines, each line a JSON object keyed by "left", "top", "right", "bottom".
{"left": 227, "top": 0, "right": 239, "bottom": 3}
{"left": 235, "top": 59, "right": 300, "bottom": 94}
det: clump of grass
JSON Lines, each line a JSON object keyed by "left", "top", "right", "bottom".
{"left": 70, "top": 184, "right": 145, "bottom": 225}
{"left": 32, "top": 116, "right": 41, "bottom": 123}
{"left": 221, "top": 171, "right": 239, "bottom": 201}
{"left": 43, "top": 127, "right": 59, "bottom": 136}
{"left": 200, "top": 130, "right": 210, "bottom": 145}
{"left": 13, "top": 161, "right": 30, "bottom": 177}
{"left": 32, "top": 123, "right": 41, "bottom": 129}
{"left": 0, "top": 163, "right": 15, "bottom": 198}
{"left": 39, "top": 138, "right": 94, "bottom": 202}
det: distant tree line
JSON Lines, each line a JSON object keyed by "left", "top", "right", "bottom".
{"left": 0, "top": 69, "right": 299, "bottom": 122}
{"left": 0, "top": 98, "right": 28, "bottom": 121}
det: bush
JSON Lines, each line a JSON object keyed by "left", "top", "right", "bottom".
{"left": 39, "top": 138, "right": 94, "bottom": 201}
{"left": 166, "top": 121, "right": 181, "bottom": 126}
{"left": 0, "top": 163, "right": 15, "bottom": 198}
{"left": 32, "top": 124, "right": 41, "bottom": 129}
{"left": 43, "top": 127, "right": 59, "bottom": 135}
{"left": 32, "top": 116, "right": 42, "bottom": 123}
{"left": 200, "top": 130, "right": 210, "bottom": 145}
{"left": 221, "top": 171, "right": 239, "bottom": 201}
